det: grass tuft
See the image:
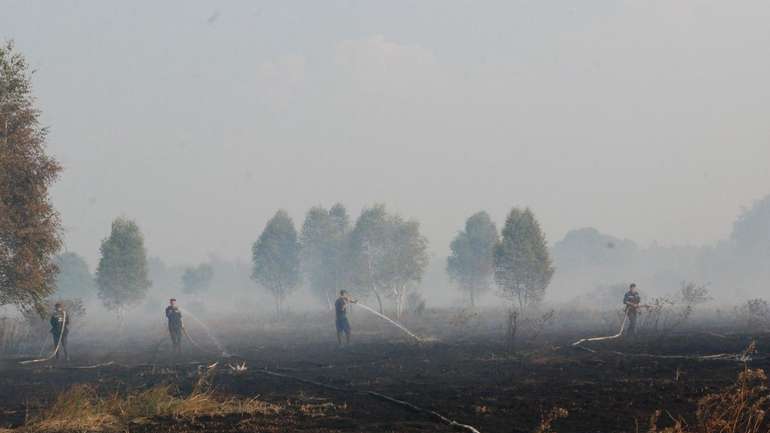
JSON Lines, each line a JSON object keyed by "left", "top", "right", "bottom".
{"left": 648, "top": 367, "right": 769, "bottom": 433}
{"left": 25, "top": 382, "right": 281, "bottom": 432}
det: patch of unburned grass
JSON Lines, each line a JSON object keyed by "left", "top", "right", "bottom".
{"left": 642, "top": 366, "right": 769, "bottom": 433}
{"left": 295, "top": 401, "right": 346, "bottom": 417}
{"left": 25, "top": 383, "right": 281, "bottom": 432}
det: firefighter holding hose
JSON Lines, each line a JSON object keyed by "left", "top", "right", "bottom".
{"left": 623, "top": 283, "right": 641, "bottom": 337}
{"left": 165, "top": 298, "right": 183, "bottom": 354}
{"left": 50, "top": 302, "right": 70, "bottom": 362}
{"left": 335, "top": 290, "right": 357, "bottom": 346}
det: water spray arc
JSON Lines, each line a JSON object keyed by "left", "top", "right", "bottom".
{"left": 179, "top": 308, "right": 231, "bottom": 357}
{"left": 356, "top": 303, "right": 422, "bottom": 342}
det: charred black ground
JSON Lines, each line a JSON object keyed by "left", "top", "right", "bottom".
{"left": 1, "top": 309, "right": 769, "bottom": 433}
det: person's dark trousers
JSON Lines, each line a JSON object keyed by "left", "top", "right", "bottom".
{"left": 170, "top": 327, "right": 182, "bottom": 353}
{"left": 626, "top": 310, "right": 637, "bottom": 337}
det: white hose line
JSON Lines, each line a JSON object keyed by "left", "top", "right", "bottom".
{"left": 256, "top": 367, "right": 482, "bottom": 433}
{"left": 572, "top": 313, "right": 628, "bottom": 347}
{"left": 367, "top": 390, "right": 482, "bottom": 433}
{"left": 571, "top": 314, "right": 756, "bottom": 362}
{"left": 63, "top": 361, "right": 116, "bottom": 369}
{"left": 20, "top": 311, "right": 67, "bottom": 365}
{"left": 603, "top": 351, "right": 752, "bottom": 362}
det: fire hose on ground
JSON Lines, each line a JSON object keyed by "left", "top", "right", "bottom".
{"left": 572, "top": 312, "right": 628, "bottom": 347}
{"left": 19, "top": 311, "right": 67, "bottom": 365}
{"left": 571, "top": 309, "right": 761, "bottom": 362}
{"left": 253, "top": 367, "right": 482, "bottom": 433}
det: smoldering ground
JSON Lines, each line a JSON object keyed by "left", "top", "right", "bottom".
{"left": 2, "top": 293, "right": 770, "bottom": 432}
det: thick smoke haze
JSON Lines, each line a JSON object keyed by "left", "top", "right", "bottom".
{"left": 2, "top": 1, "right": 769, "bottom": 304}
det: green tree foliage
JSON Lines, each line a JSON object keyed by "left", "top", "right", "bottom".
{"left": 96, "top": 218, "right": 151, "bottom": 317}
{"left": 181, "top": 263, "right": 214, "bottom": 295}
{"left": 0, "top": 42, "right": 62, "bottom": 313}
{"left": 53, "top": 252, "right": 95, "bottom": 300}
{"left": 349, "top": 205, "right": 429, "bottom": 318}
{"left": 300, "top": 203, "right": 350, "bottom": 308}
{"left": 251, "top": 210, "right": 301, "bottom": 318}
{"left": 494, "top": 208, "right": 554, "bottom": 313}
{"left": 447, "top": 211, "right": 498, "bottom": 307}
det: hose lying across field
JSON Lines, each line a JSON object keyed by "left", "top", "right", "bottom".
{"left": 255, "top": 367, "right": 482, "bottom": 433}
{"left": 572, "top": 313, "right": 628, "bottom": 347}
{"left": 570, "top": 311, "right": 762, "bottom": 363}
{"left": 19, "top": 311, "right": 66, "bottom": 365}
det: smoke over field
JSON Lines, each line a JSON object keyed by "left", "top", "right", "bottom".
{"left": 3, "top": 2, "right": 770, "bottom": 432}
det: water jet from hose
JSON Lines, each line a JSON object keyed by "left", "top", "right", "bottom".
{"left": 179, "top": 308, "right": 231, "bottom": 357}
{"left": 356, "top": 303, "right": 422, "bottom": 342}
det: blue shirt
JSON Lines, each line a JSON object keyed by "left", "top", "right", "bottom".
{"left": 623, "top": 291, "right": 640, "bottom": 306}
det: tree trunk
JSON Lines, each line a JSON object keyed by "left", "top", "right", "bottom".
{"left": 364, "top": 242, "right": 384, "bottom": 314}
{"left": 507, "top": 306, "right": 518, "bottom": 351}
{"left": 395, "top": 284, "right": 409, "bottom": 319}
{"left": 372, "top": 286, "right": 384, "bottom": 314}
{"left": 325, "top": 290, "right": 333, "bottom": 311}
{"left": 116, "top": 307, "right": 126, "bottom": 331}
{"left": 470, "top": 288, "right": 476, "bottom": 308}
{"left": 395, "top": 292, "right": 403, "bottom": 320}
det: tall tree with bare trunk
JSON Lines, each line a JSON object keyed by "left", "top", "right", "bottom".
{"left": 300, "top": 203, "right": 351, "bottom": 309}
{"left": 96, "top": 218, "right": 151, "bottom": 320}
{"left": 494, "top": 208, "right": 554, "bottom": 315}
{"left": 252, "top": 210, "right": 301, "bottom": 319}
{"left": 349, "top": 205, "right": 429, "bottom": 318}
{"left": 447, "top": 211, "right": 498, "bottom": 307}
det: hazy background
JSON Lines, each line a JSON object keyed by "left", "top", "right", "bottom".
{"left": 2, "top": 0, "right": 769, "bottom": 305}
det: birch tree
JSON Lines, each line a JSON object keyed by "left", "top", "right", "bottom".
{"left": 447, "top": 211, "right": 498, "bottom": 306}
{"left": 96, "top": 218, "right": 151, "bottom": 319}
{"left": 349, "top": 205, "right": 428, "bottom": 318}
{"left": 300, "top": 203, "right": 350, "bottom": 308}
{"left": 494, "top": 208, "right": 554, "bottom": 315}
{"left": 251, "top": 210, "right": 301, "bottom": 318}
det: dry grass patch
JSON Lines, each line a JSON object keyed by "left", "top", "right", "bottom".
{"left": 25, "top": 383, "right": 281, "bottom": 432}
{"left": 295, "top": 401, "right": 347, "bottom": 417}
{"left": 649, "top": 367, "right": 770, "bottom": 433}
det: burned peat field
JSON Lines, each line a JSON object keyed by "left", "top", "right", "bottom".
{"left": 1, "top": 307, "right": 769, "bottom": 433}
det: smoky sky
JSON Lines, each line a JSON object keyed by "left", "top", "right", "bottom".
{"left": 3, "top": 0, "right": 770, "bottom": 267}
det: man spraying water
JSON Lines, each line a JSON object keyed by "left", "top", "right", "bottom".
{"left": 335, "top": 290, "right": 357, "bottom": 346}
{"left": 572, "top": 282, "right": 644, "bottom": 346}
{"left": 165, "top": 298, "right": 183, "bottom": 354}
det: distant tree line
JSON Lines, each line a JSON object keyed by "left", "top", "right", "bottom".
{"left": 6, "top": 41, "right": 770, "bottom": 325}
{"left": 251, "top": 204, "right": 429, "bottom": 319}
{"left": 447, "top": 208, "right": 554, "bottom": 316}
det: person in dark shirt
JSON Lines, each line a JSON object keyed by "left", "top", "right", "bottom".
{"left": 335, "top": 290, "right": 357, "bottom": 346}
{"left": 623, "top": 283, "right": 641, "bottom": 337}
{"left": 50, "top": 302, "right": 70, "bottom": 362}
{"left": 165, "top": 298, "right": 183, "bottom": 354}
